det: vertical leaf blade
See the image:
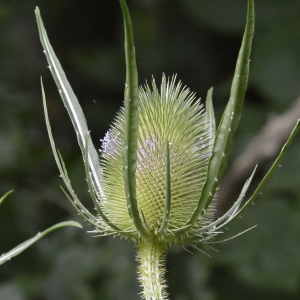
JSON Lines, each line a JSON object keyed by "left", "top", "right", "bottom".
{"left": 119, "top": 0, "right": 150, "bottom": 238}
{"left": 184, "top": 0, "right": 255, "bottom": 229}
{"left": 35, "top": 7, "right": 103, "bottom": 200}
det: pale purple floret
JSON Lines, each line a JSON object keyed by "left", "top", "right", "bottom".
{"left": 137, "top": 134, "right": 158, "bottom": 171}
{"left": 144, "top": 134, "right": 157, "bottom": 152}
{"left": 200, "top": 137, "right": 206, "bottom": 149}
{"left": 100, "top": 129, "right": 123, "bottom": 156}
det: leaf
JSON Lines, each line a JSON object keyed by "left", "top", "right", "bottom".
{"left": 0, "top": 190, "right": 13, "bottom": 206}
{"left": 119, "top": 0, "right": 150, "bottom": 238}
{"left": 0, "top": 221, "right": 82, "bottom": 265}
{"left": 198, "top": 165, "right": 257, "bottom": 234}
{"left": 223, "top": 118, "right": 300, "bottom": 226}
{"left": 41, "top": 79, "right": 100, "bottom": 227}
{"left": 182, "top": 0, "right": 255, "bottom": 230}
{"left": 35, "top": 7, "right": 103, "bottom": 200}
{"left": 207, "top": 225, "right": 257, "bottom": 244}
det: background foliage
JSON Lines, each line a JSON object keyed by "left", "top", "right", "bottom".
{"left": 0, "top": 0, "right": 299, "bottom": 299}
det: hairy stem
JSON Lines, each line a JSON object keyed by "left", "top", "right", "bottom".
{"left": 137, "top": 241, "right": 168, "bottom": 300}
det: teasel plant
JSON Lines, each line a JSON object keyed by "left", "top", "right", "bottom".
{"left": 35, "top": 0, "right": 300, "bottom": 299}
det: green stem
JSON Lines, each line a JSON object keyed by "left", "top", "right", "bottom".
{"left": 137, "top": 241, "right": 168, "bottom": 300}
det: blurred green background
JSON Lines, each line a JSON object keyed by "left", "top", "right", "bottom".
{"left": 1, "top": 0, "right": 300, "bottom": 299}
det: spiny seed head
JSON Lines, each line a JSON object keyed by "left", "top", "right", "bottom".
{"left": 98, "top": 75, "right": 216, "bottom": 244}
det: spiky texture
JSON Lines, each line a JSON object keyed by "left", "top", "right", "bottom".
{"left": 137, "top": 241, "right": 168, "bottom": 300}
{"left": 99, "top": 75, "right": 216, "bottom": 244}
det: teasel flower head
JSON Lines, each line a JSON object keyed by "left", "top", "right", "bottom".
{"left": 99, "top": 75, "right": 216, "bottom": 245}
{"left": 35, "top": 0, "right": 300, "bottom": 298}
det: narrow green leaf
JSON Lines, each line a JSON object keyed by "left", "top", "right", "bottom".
{"left": 41, "top": 79, "right": 99, "bottom": 225}
{"left": 60, "top": 187, "right": 105, "bottom": 230}
{"left": 205, "top": 87, "right": 216, "bottom": 140}
{"left": 157, "top": 142, "right": 172, "bottom": 238}
{"left": 0, "top": 190, "right": 13, "bottom": 205}
{"left": 0, "top": 221, "right": 82, "bottom": 265}
{"left": 218, "top": 119, "right": 300, "bottom": 230}
{"left": 198, "top": 165, "right": 257, "bottom": 234}
{"left": 207, "top": 225, "right": 257, "bottom": 244}
{"left": 183, "top": 0, "right": 255, "bottom": 230}
{"left": 35, "top": 7, "right": 103, "bottom": 200}
{"left": 119, "top": 0, "right": 150, "bottom": 238}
